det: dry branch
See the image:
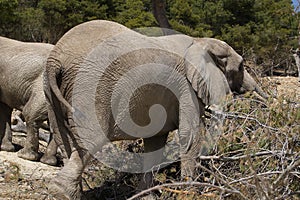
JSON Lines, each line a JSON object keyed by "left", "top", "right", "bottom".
{"left": 273, "top": 157, "right": 300, "bottom": 188}
{"left": 223, "top": 112, "right": 279, "bottom": 131}
{"left": 196, "top": 163, "right": 248, "bottom": 199}
{"left": 127, "top": 182, "right": 248, "bottom": 200}
{"left": 199, "top": 150, "right": 294, "bottom": 161}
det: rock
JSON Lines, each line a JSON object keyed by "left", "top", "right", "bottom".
{"left": 0, "top": 151, "right": 59, "bottom": 180}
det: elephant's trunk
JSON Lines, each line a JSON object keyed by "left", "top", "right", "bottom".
{"left": 241, "top": 71, "right": 269, "bottom": 100}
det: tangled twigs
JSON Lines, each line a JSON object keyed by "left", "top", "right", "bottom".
{"left": 196, "top": 163, "right": 248, "bottom": 199}
{"left": 223, "top": 112, "right": 279, "bottom": 131}
{"left": 127, "top": 182, "right": 248, "bottom": 200}
{"left": 273, "top": 157, "right": 300, "bottom": 188}
{"left": 199, "top": 150, "right": 295, "bottom": 161}
{"left": 161, "top": 187, "right": 196, "bottom": 195}
{"left": 162, "top": 187, "right": 218, "bottom": 198}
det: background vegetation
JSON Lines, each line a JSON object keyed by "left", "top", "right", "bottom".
{"left": 0, "top": 0, "right": 299, "bottom": 75}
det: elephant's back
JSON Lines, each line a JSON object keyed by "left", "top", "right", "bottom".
{"left": 0, "top": 38, "right": 53, "bottom": 72}
{"left": 48, "top": 20, "right": 131, "bottom": 68}
{"left": 0, "top": 39, "right": 53, "bottom": 108}
{"left": 0, "top": 42, "right": 52, "bottom": 81}
{"left": 45, "top": 20, "right": 140, "bottom": 103}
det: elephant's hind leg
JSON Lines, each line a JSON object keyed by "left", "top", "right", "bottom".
{"left": 40, "top": 132, "right": 58, "bottom": 166}
{"left": 17, "top": 120, "right": 40, "bottom": 161}
{"left": 0, "top": 103, "right": 15, "bottom": 152}
{"left": 17, "top": 93, "right": 47, "bottom": 161}
{"left": 138, "top": 134, "right": 168, "bottom": 190}
{"left": 49, "top": 149, "right": 90, "bottom": 200}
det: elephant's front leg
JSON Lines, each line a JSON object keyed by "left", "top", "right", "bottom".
{"left": 0, "top": 103, "right": 15, "bottom": 152}
{"left": 178, "top": 93, "right": 204, "bottom": 180}
{"left": 179, "top": 124, "right": 204, "bottom": 180}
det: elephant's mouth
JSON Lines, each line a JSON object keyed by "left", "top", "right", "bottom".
{"left": 235, "top": 85, "right": 246, "bottom": 94}
{"left": 235, "top": 83, "right": 269, "bottom": 101}
{"left": 228, "top": 81, "right": 245, "bottom": 95}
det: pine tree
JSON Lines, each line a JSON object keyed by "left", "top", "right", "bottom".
{"left": 0, "top": 0, "right": 19, "bottom": 37}
{"left": 113, "top": 0, "right": 156, "bottom": 28}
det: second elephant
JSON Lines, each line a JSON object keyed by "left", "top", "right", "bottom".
{"left": 0, "top": 36, "right": 57, "bottom": 165}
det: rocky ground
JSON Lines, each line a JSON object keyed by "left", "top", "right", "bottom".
{"left": 263, "top": 76, "right": 299, "bottom": 99}
{"left": 0, "top": 76, "right": 299, "bottom": 200}
{"left": 0, "top": 151, "right": 58, "bottom": 200}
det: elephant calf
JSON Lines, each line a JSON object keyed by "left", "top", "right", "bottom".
{"left": 44, "top": 20, "right": 268, "bottom": 199}
{"left": 0, "top": 36, "right": 57, "bottom": 165}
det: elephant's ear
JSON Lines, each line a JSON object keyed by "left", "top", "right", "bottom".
{"left": 196, "top": 38, "right": 243, "bottom": 72}
{"left": 184, "top": 43, "right": 231, "bottom": 106}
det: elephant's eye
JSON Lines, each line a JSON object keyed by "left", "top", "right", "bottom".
{"left": 220, "top": 57, "right": 227, "bottom": 68}
{"left": 238, "top": 61, "right": 244, "bottom": 71}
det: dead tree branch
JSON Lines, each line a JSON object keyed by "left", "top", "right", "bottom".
{"left": 223, "top": 112, "right": 279, "bottom": 131}
{"left": 273, "top": 157, "right": 300, "bottom": 188}
{"left": 127, "top": 182, "right": 248, "bottom": 200}
{"left": 199, "top": 150, "right": 294, "bottom": 161}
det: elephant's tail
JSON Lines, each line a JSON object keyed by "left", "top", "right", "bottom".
{"left": 45, "top": 60, "right": 75, "bottom": 113}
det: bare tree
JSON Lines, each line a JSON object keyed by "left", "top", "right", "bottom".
{"left": 292, "top": 50, "right": 300, "bottom": 81}
{"left": 295, "top": 0, "right": 300, "bottom": 12}
{"left": 292, "top": 0, "right": 300, "bottom": 81}
{"left": 152, "top": 0, "right": 173, "bottom": 35}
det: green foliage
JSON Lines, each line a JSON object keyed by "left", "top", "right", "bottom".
{"left": 0, "top": 0, "right": 19, "bottom": 36}
{"left": 113, "top": 0, "right": 156, "bottom": 28}
{"left": 249, "top": 0, "right": 298, "bottom": 66}
{"left": 37, "top": 0, "right": 67, "bottom": 43}
{"left": 0, "top": 0, "right": 298, "bottom": 73}
{"left": 37, "top": 0, "right": 109, "bottom": 42}
{"left": 168, "top": 0, "right": 231, "bottom": 37}
{"left": 223, "top": 0, "right": 255, "bottom": 25}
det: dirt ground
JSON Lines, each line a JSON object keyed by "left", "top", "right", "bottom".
{"left": 0, "top": 151, "right": 59, "bottom": 200}
{"left": 263, "top": 76, "right": 299, "bottom": 99}
{"left": 0, "top": 76, "right": 299, "bottom": 200}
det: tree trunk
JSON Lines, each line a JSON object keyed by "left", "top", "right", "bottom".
{"left": 152, "top": 0, "right": 173, "bottom": 35}
{"left": 293, "top": 50, "right": 300, "bottom": 81}
{"left": 292, "top": 5, "right": 300, "bottom": 81}
{"left": 293, "top": 18, "right": 300, "bottom": 81}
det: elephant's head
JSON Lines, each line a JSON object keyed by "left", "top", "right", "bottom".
{"left": 184, "top": 37, "right": 268, "bottom": 106}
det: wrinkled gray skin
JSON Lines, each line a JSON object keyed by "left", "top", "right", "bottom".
{"left": 44, "top": 20, "right": 267, "bottom": 199}
{"left": 0, "top": 36, "right": 57, "bottom": 165}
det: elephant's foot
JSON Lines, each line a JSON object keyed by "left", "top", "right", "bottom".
{"left": 1, "top": 142, "right": 15, "bottom": 152}
{"left": 40, "top": 154, "right": 57, "bottom": 166}
{"left": 48, "top": 177, "right": 83, "bottom": 200}
{"left": 17, "top": 148, "right": 39, "bottom": 161}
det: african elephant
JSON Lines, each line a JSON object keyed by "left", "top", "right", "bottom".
{"left": 0, "top": 36, "right": 57, "bottom": 165}
{"left": 44, "top": 20, "right": 267, "bottom": 199}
